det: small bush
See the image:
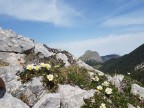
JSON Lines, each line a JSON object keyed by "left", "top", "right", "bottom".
{"left": 82, "top": 74, "right": 144, "bottom": 108}
{"left": 59, "top": 65, "right": 91, "bottom": 89}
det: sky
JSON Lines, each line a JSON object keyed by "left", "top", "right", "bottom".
{"left": 0, "top": 0, "right": 144, "bottom": 57}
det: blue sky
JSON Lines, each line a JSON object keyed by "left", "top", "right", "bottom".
{"left": 0, "top": 0, "right": 144, "bottom": 57}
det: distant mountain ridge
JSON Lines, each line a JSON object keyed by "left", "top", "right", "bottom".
{"left": 101, "top": 54, "right": 120, "bottom": 62}
{"left": 100, "top": 43, "right": 144, "bottom": 83}
{"left": 79, "top": 50, "right": 120, "bottom": 64}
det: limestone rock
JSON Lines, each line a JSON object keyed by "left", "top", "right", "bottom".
{"left": 0, "top": 66, "right": 23, "bottom": 82}
{"left": 33, "top": 93, "right": 60, "bottom": 108}
{"left": 0, "top": 52, "right": 25, "bottom": 67}
{"left": 34, "top": 43, "right": 54, "bottom": 58}
{"left": 13, "top": 77, "right": 46, "bottom": 106}
{"left": 6, "top": 78, "right": 22, "bottom": 93}
{"left": 0, "top": 29, "right": 34, "bottom": 53}
{"left": 58, "top": 85, "right": 95, "bottom": 108}
{"left": 0, "top": 92, "right": 29, "bottom": 108}
{"left": 109, "top": 75, "right": 124, "bottom": 92}
{"left": 127, "top": 103, "right": 136, "bottom": 108}
{"left": 56, "top": 53, "right": 70, "bottom": 66}
{"left": 76, "top": 60, "right": 94, "bottom": 71}
{"left": 131, "top": 84, "right": 144, "bottom": 99}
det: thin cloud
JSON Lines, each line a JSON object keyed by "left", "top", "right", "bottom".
{"left": 49, "top": 32, "right": 144, "bottom": 57}
{"left": 102, "top": 8, "right": 144, "bottom": 27}
{"left": 0, "top": 0, "right": 82, "bottom": 26}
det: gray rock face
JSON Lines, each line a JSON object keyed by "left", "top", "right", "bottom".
{"left": 0, "top": 52, "right": 25, "bottom": 94}
{"left": 131, "top": 84, "right": 144, "bottom": 98}
{"left": 135, "top": 62, "right": 144, "bottom": 71}
{"left": 0, "top": 92, "right": 29, "bottom": 108}
{"left": 56, "top": 53, "right": 70, "bottom": 66}
{"left": 76, "top": 60, "right": 94, "bottom": 71}
{"left": 58, "top": 85, "right": 95, "bottom": 108}
{"left": 33, "top": 93, "right": 60, "bottom": 108}
{"left": 127, "top": 103, "right": 136, "bottom": 108}
{"left": 13, "top": 77, "right": 47, "bottom": 106}
{"left": 109, "top": 75, "right": 124, "bottom": 92}
{"left": 0, "top": 29, "right": 34, "bottom": 53}
{"left": 0, "top": 52, "right": 25, "bottom": 68}
{"left": 0, "top": 28, "right": 99, "bottom": 108}
{"left": 34, "top": 43, "right": 54, "bottom": 58}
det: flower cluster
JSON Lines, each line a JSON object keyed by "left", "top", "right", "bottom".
{"left": 91, "top": 72, "right": 113, "bottom": 108}
{"left": 92, "top": 75, "right": 99, "bottom": 81}
{"left": 19, "top": 62, "right": 61, "bottom": 91}
{"left": 82, "top": 73, "right": 143, "bottom": 108}
{"left": 26, "top": 63, "right": 51, "bottom": 71}
{"left": 99, "top": 103, "right": 106, "bottom": 108}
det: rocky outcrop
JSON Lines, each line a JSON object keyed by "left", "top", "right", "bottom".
{"left": 76, "top": 60, "right": 94, "bottom": 71}
{"left": 0, "top": 29, "right": 34, "bottom": 53}
{"left": 131, "top": 84, "right": 144, "bottom": 99}
{"left": 109, "top": 75, "right": 124, "bottom": 92}
{"left": 0, "top": 28, "right": 95, "bottom": 108}
{"left": 58, "top": 85, "right": 95, "bottom": 108}
{"left": 79, "top": 50, "right": 102, "bottom": 63}
{"left": 33, "top": 93, "right": 60, "bottom": 108}
{"left": 34, "top": 43, "right": 54, "bottom": 58}
{"left": 0, "top": 92, "right": 29, "bottom": 108}
{"left": 0, "top": 28, "right": 76, "bottom": 65}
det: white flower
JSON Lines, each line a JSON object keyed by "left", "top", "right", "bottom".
{"left": 26, "top": 64, "right": 34, "bottom": 70}
{"left": 99, "top": 103, "right": 106, "bottom": 108}
{"left": 47, "top": 74, "right": 54, "bottom": 81}
{"left": 127, "top": 73, "right": 130, "bottom": 75}
{"left": 105, "top": 88, "right": 112, "bottom": 94}
{"left": 40, "top": 63, "right": 45, "bottom": 67}
{"left": 102, "top": 81, "right": 110, "bottom": 86}
{"left": 136, "top": 106, "right": 140, "bottom": 108}
{"left": 34, "top": 65, "right": 40, "bottom": 70}
{"left": 45, "top": 63, "right": 51, "bottom": 70}
{"left": 97, "top": 85, "right": 103, "bottom": 90}
{"left": 98, "top": 72, "right": 104, "bottom": 76}
{"left": 92, "top": 76, "right": 99, "bottom": 81}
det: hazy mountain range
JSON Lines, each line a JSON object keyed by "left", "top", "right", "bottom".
{"left": 100, "top": 43, "right": 144, "bottom": 83}
{"left": 79, "top": 44, "right": 144, "bottom": 83}
{"left": 79, "top": 50, "right": 120, "bottom": 63}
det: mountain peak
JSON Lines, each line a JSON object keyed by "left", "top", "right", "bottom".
{"left": 79, "top": 50, "right": 102, "bottom": 62}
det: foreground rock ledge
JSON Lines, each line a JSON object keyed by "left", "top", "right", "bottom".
{"left": 0, "top": 92, "right": 29, "bottom": 108}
